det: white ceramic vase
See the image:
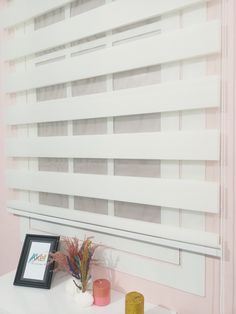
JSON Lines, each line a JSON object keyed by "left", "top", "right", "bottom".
{"left": 65, "top": 278, "right": 94, "bottom": 308}
{"left": 65, "top": 278, "right": 78, "bottom": 297}
{"left": 73, "top": 290, "right": 94, "bottom": 308}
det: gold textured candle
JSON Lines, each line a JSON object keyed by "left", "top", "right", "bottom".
{"left": 125, "top": 291, "right": 144, "bottom": 314}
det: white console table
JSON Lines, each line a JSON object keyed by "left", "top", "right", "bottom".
{"left": 0, "top": 272, "right": 176, "bottom": 314}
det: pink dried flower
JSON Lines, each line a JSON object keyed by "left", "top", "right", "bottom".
{"left": 49, "top": 236, "right": 98, "bottom": 292}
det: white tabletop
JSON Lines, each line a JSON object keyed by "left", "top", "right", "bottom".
{"left": 0, "top": 272, "right": 175, "bottom": 314}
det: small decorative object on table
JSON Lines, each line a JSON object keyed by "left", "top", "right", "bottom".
{"left": 14, "top": 234, "right": 60, "bottom": 289}
{"left": 49, "top": 236, "right": 98, "bottom": 308}
{"left": 125, "top": 291, "right": 144, "bottom": 314}
{"left": 93, "top": 278, "right": 111, "bottom": 306}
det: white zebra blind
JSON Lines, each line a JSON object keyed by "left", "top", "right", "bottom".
{"left": 3, "top": 0, "right": 221, "bottom": 258}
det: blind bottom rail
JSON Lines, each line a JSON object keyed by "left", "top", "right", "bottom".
{"left": 7, "top": 201, "right": 221, "bottom": 258}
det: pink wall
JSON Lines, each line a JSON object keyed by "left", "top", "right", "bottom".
{"left": 0, "top": 2, "right": 21, "bottom": 275}
{"left": 221, "top": 0, "right": 236, "bottom": 313}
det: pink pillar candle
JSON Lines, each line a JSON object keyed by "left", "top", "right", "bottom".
{"left": 93, "top": 279, "right": 111, "bottom": 306}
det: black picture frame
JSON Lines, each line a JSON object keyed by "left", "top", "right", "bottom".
{"left": 13, "top": 234, "right": 60, "bottom": 289}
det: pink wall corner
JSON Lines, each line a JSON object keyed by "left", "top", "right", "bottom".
{"left": 221, "top": 1, "right": 236, "bottom": 313}
{"left": 0, "top": 10, "right": 21, "bottom": 276}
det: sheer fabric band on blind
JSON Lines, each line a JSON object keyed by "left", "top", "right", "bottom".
{"left": 3, "top": 0, "right": 221, "bottom": 258}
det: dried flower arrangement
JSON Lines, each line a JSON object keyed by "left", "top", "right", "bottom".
{"left": 50, "top": 237, "right": 98, "bottom": 293}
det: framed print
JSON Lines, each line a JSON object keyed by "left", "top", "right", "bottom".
{"left": 14, "top": 234, "right": 60, "bottom": 289}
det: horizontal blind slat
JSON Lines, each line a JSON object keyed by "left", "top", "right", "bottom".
{"left": 6, "top": 77, "right": 220, "bottom": 125}
{"left": 3, "top": 0, "right": 213, "bottom": 59}
{"left": 5, "top": 21, "right": 220, "bottom": 93}
{"left": 6, "top": 171, "right": 219, "bottom": 213}
{"left": 1, "top": 0, "right": 72, "bottom": 29}
{"left": 6, "top": 130, "right": 220, "bottom": 161}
